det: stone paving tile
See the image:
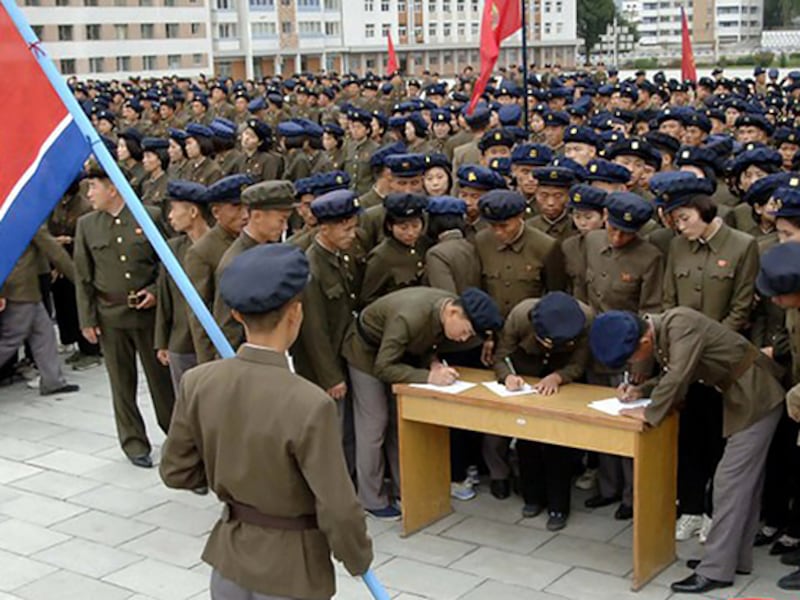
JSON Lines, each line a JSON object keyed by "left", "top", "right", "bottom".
{"left": 31, "top": 537, "right": 144, "bottom": 578}
{"left": 0, "top": 438, "right": 54, "bottom": 461}
{"left": 82, "top": 460, "right": 163, "bottom": 490}
{"left": 13, "top": 570, "right": 133, "bottom": 600}
{"left": 10, "top": 470, "right": 101, "bottom": 500}
{"left": 26, "top": 449, "right": 113, "bottom": 476}
{"left": 0, "top": 549, "right": 58, "bottom": 592}
{"left": 0, "top": 493, "right": 87, "bottom": 526}
{"left": 0, "top": 519, "right": 70, "bottom": 555}
{"left": 103, "top": 558, "right": 209, "bottom": 600}
{"left": 449, "top": 546, "right": 571, "bottom": 590}
{"left": 0, "top": 457, "right": 42, "bottom": 484}
{"left": 52, "top": 509, "right": 156, "bottom": 546}
{"left": 518, "top": 508, "right": 632, "bottom": 543}
{"left": 531, "top": 534, "right": 633, "bottom": 577}
{"left": 38, "top": 430, "right": 117, "bottom": 454}
{"left": 67, "top": 484, "right": 168, "bottom": 518}
{"left": 545, "top": 568, "right": 672, "bottom": 600}
{"left": 120, "top": 528, "right": 207, "bottom": 568}
{"left": 459, "top": 580, "right": 572, "bottom": 600}
{"left": 375, "top": 557, "right": 484, "bottom": 600}
{"left": 372, "top": 531, "right": 476, "bottom": 567}
{"left": 0, "top": 418, "right": 70, "bottom": 442}
{"left": 442, "top": 516, "right": 554, "bottom": 555}
{"left": 134, "top": 501, "right": 218, "bottom": 536}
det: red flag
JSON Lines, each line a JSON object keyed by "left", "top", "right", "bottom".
{"left": 387, "top": 30, "right": 398, "bottom": 75}
{"left": 680, "top": 7, "right": 697, "bottom": 83}
{"left": 467, "top": 0, "right": 522, "bottom": 114}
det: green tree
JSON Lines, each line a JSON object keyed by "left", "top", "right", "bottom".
{"left": 764, "top": 0, "right": 800, "bottom": 29}
{"left": 577, "top": 0, "right": 616, "bottom": 62}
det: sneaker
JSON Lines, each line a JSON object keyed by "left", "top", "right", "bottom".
{"left": 698, "top": 514, "right": 713, "bottom": 544}
{"left": 366, "top": 505, "right": 402, "bottom": 521}
{"left": 59, "top": 343, "right": 76, "bottom": 355}
{"left": 575, "top": 467, "right": 598, "bottom": 490}
{"left": 466, "top": 465, "right": 480, "bottom": 487}
{"left": 26, "top": 376, "right": 41, "bottom": 390}
{"left": 450, "top": 481, "right": 476, "bottom": 501}
{"left": 65, "top": 350, "right": 82, "bottom": 364}
{"left": 71, "top": 354, "right": 102, "bottom": 371}
{"left": 755, "top": 525, "right": 781, "bottom": 546}
{"left": 675, "top": 514, "right": 704, "bottom": 541}
{"left": 771, "top": 535, "right": 800, "bottom": 555}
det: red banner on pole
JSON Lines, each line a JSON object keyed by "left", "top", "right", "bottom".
{"left": 681, "top": 6, "right": 697, "bottom": 83}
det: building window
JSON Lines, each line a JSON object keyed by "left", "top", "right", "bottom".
{"left": 113, "top": 0, "right": 126, "bottom": 5}
{"left": 58, "top": 25, "right": 73, "bottom": 41}
{"left": 544, "top": 21, "right": 551, "bottom": 34}
{"left": 471, "top": 0, "right": 477, "bottom": 11}
{"left": 457, "top": 22, "right": 464, "bottom": 36}
{"left": 428, "top": 0, "right": 435, "bottom": 11}
{"left": 414, "top": 25, "right": 422, "bottom": 38}
{"left": 141, "top": 23, "right": 154, "bottom": 38}
{"left": 382, "top": 23, "right": 390, "bottom": 36}
{"left": 55, "top": 0, "right": 69, "bottom": 5}
{"left": 456, "top": 0, "right": 463, "bottom": 12}
{"left": 31, "top": 25, "right": 43, "bottom": 38}
{"left": 252, "top": 22, "right": 277, "bottom": 37}
{"left": 398, "top": 0, "right": 405, "bottom": 10}
{"left": 165, "top": 23, "right": 179, "bottom": 38}
{"left": 441, "top": 0, "right": 449, "bottom": 11}
{"left": 470, "top": 21, "right": 478, "bottom": 35}
{"left": 364, "top": 0, "right": 373, "bottom": 10}
{"left": 281, "top": 21, "right": 292, "bottom": 33}
{"left": 83, "top": 0, "right": 97, "bottom": 5}
{"left": 115, "top": 24, "right": 128, "bottom": 39}
{"left": 555, "top": 0, "right": 561, "bottom": 12}
{"left": 60, "top": 59, "right": 76, "bottom": 74}
{"left": 251, "top": 0, "right": 275, "bottom": 7}
{"left": 366, "top": 58, "right": 376, "bottom": 69}
{"left": 281, "top": 0, "right": 291, "bottom": 4}
{"left": 365, "top": 23, "right": 375, "bottom": 37}
{"left": 442, "top": 22, "right": 450, "bottom": 36}
{"left": 193, "top": 53, "right": 203, "bottom": 65}
{"left": 139, "top": 0, "right": 152, "bottom": 5}
{"left": 324, "top": 0, "right": 338, "bottom": 7}
{"left": 89, "top": 57, "right": 104, "bottom": 73}
{"left": 298, "top": 21, "right": 322, "bottom": 35}
{"left": 443, "top": 52, "right": 451, "bottom": 64}
{"left": 398, "top": 25, "right": 407, "bottom": 36}
{"left": 381, "top": 0, "right": 390, "bottom": 10}
{"left": 413, "top": 0, "right": 421, "bottom": 11}
{"left": 429, "top": 22, "right": 436, "bottom": 36}
{"left": 218, "top": 23, "right": 237, "bottom": 37}
{"left": 116, "top": 56, "right": 131, "bottom": 71}
{"left": 325, "top": 21, "right": 340, "bottom": 35}
{"left": 168, "top": 55, "right": 181, "bottom": 69}
{"left": 85, "top": 24, "right": 101, "bottom": 40}
{"left": 556, "top": 21, "right": 562, "bottom": 33}
{"left": 297, "top": 0, "right": 319, "bottom": 9}
{"left": 164, "top": 0, "right": 175, "bottom": 5}
{"left": 191, "top": 23, "right": 201, "bottom": 35}
{"left": 142, "top": 55, "right": 157, "bottom": 70}
{"left": 216, "top": 0, "right": 233, "bottom": 9}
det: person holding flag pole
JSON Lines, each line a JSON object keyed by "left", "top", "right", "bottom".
{"left": 0, "top": 2, "right": 389, "bottom": 598}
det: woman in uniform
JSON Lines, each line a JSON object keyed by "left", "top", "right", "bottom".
{"left": 423, "top": 153, "right": 452, "bottom": 197}
{"left": 183, "top": 124, "right": 223, "bottom": 186}
{"left": 240, "top": 118, "right": 284, "bottom": 183}
{"left": 117, "top": 128, "right": 146, "bottom": 194}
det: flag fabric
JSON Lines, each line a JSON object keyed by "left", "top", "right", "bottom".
{"left": 387, "top": 30, "right": 398, "bottom": 75}
{"left": 467, "top": 0, "right": 522, "bottom": 114}
{"left": 680, "top": 6, "right": 697, "bottom": 83}
{"left": 0, "top": 6, "right": 91, "bottom": 287}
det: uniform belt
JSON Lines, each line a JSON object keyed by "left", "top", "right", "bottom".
{"left": 224, "top": 499, "right": 318, "bottom": 531}
{"left": 97, "top": 291, "right": 132, "bottom": 306}
{"left": 355, "top": 313, "right": 381, "bottom": 348}
{"left": 717, "top": 344, "right": 762, "bottom": 394}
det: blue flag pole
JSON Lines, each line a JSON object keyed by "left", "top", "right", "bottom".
{"left": 2, "top": 3, "right": 391, "bottom": 597}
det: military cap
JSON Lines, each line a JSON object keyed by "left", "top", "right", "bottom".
{"left": 191, "top": 93, "right": 209, "bottom": 109}
{"left": 167, "top": 180, "right": 207, "bottom": 204}
{"left": 124, "top": 98, "right": 144, "bottom": 113}
{"left": 564, "top": 125, "right": 602, "bottom": 149}
{"left": 544, "top": 111, "right": 570, "bottom": 127}
{"left": 96, "top": 110, "right": 115, "bottom": 124}
{"left": 248, "top": 96, "right": 266, "bottom": 112}
{"left": 266, "top": 92, "right": 284, "bottom": 107}
{"left": 322, "top": 122, "right": 344, "bottom": 137}
{"left": 605, "top": 192, "right": 654, "bottom": 232}
{"left": 550, "top": 156, "right": 589, "bottom": 181}
{"left": 531, "top": 166, "right": 576, "bottom": 188}
{"left": 210, "top": 119, "right": 237, "bottom": 140}
{"left": 385, "top": 153, "right": 426, "bottom": 177}
{"left": 460, "top": 288, "right": 504, "bottom": 334}
{"left": 744, "top": 172, "right": 798, "bottom": 206}
{"left": 675, "top": 145, "right": 722, "bottom": 176}
{"left": 772, "top": 182, "right": 800, "bottom": 217}
{"left": 775, "top": 127, "right": 800, "bottom": 146}
{"left": 648, "top": 171, "right": 715, "bottom": 212}
{"left": 488, "top": 157, "right": 512, "bottom": 177}
{"left": 568, "top": 183, "right": 607, "bottom": 211}
{"left": 547, "top": 87, "right": 573, "bottom": 100}
{"left": 495, "top": 82, "right": 521, "bottom": 98}
{"left": 735, "top": 113, "right": 774, "bottom": 136}
{"left": 294, "top": 176, "right": 316, "bottom": 198}
{"left": 427, "top": 196, "right": 466, "bottom": 216}
{"left": 478, "top": 189, "right": 526, "bottom": 221}
{"left": 168, "top": 128, "right": 188, "bottom": 143}
{"left": 186, "top": 123, "right": 214, "bottom": 139}
{"left": 276, "top": 120, "right": 305, "bottom": 138}
{"left": 729, "top": 146, "right": 783, "bottom": 177}
{"left": 388, "top": 115, "right": 408, "bottom": 129}
{"left": 310, "top": 189, "right": 362, "bottom": 222}
{"left": 463, "top": 105, "right": 491, "bottom": 128}
{"left": 141, "top": 137, "right": 168, "bottom": 152}
{"left": 758, "top": 243, "right": 800, "bottom": 299}
{"left": 119, "top": 127, "right": 144, "bottom": 144}
{"left": 220, "top": 244, "right": 309, "bottom": 314}
{"left": 478, "top": 128, "right": 515, "bottom": 152}
{"left": 497, "top": 104, "right": 522, "bottom": 126}
{"left": 424, "top": 153, "right": 450, "bottom": 171}
{"left": 531, "top": 292, "right": 586, "bottom": 346}
{"left": 427, "top": 82, "right": 447, "bottom": 96}
{"left": 769, "top": 67, "right": 780, "bottom": 79}
{"left": 244, "top": 118, "right": 271, "bottom": 142}
{"left": 384, "top": 192, "right": 428, "bottom": 218}
{"left": 457, "top": 164, "right": 507, "bottom": 190}
{"left": 684, "top": 111, "right": 712, "bottom": 133}
{"left": 430, "top": 109, "right": 451, "bottom": 124}
{"left": 370, "top": 142, "right": 407, "bottom": 169}
{"left": 511, "top": 143, "right": 553, "bottom": 167}
{"left": 311, "top": 171, "right": 351, "bottom": 196}
{"left": 598, "top": 84, "right": 615, "bottom": 97}
{"left": 348, "top": 107, "right": 373, "bottom": 126}
{"left": 655, "top": 107, "right": 686, "bottom": 126}
{"left": 242, "top": 180, "right": 297, "bottom": 210}
{"left": 205, "top": 174, "right": 254, "bottom": 204}
{"left": 608, "top": 138, "right": 662, "bottom": 169}
{"left": 585, "top": 159, "right": 631, "bottom": 184}
{"left": 589, "top": 311, "right": 642, "bottom": 369}
{"left": 645, "top": 131, "right": 681, "bottom": 156}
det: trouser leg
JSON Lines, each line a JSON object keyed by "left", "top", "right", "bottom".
{"left": 482, "top": 435, "right": 510, "bottom": 479}
{"left": 760, "top": 411, "right": 795, "bottom": 528}
{"left": 543, "top": 444, "right": 575, "bottom": 514}
{"left": 450, "top": 429, "right": 482, "bottom": 481}
{"left": 517, "top": 439, "right": 546, "bottom": 506}
{"left": 678, "top": 384, "right": 723, "bottom": 515}
{"left": 210, "top": 569, "right": 295, "bottom": 600}
{"left": 597, "top": 454, "right": 624, "bottom": 499}
{"left": 339, "top": 391, "right": 356, "bottom": 483}
{"left": 0, "top": 302, "right": 35, "bottom": 371}
{"left": 131, "top": 323, "right": 175, "bottom": 434}
{"left": 28, "top": 303, "right": 68, "bottom": 392}
{"left": 167, "top": 351, "right": 198, "bottom": 396}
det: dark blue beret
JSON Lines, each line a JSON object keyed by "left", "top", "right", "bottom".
{"left": 497, "top": 104, "right": 522, "bottom": 126}
{"left": 674, "top": 145, "right": 721, "bottom": 174}
{"left": 323, "top": 122, "right": 344, "bottom": 137}
{"left": 119, "top": 127, "right": 143, "bottom": 144}
{"left": 511, "top": 143, "right": 553, "bottom": 167}
{"left": 424, "top": 153, "right": 450, "bottom": 171}
{"left": 427, "top": 82, "right": 447, "bottom": 96}
{"left": 220, "top": 244, "right": 309, "bottom": 314}
{"left": 531, "top": 292, "right": 586, "bottom": 345}
{"left": 464, "top": 105, "right": 491, "bottom": 128}
{"left": 606, "top": 138, "right": 660, "bottom": 168}
{"left": 729, "top": 146, "right": 782, "bottom": 177}
{"left": 568, "top": 184, "right": 607, "bottom": 211}
{"left": 532, "top": 166, "right": 576, "bottom": 188}
{"left": 550, "top": 156, "right": 589, "bottom": 181}
{"left": 757, "top": 242, "right": 800, "bottom": 297}
{"left": 495, "top": 82, "right": 521, "bottom": 98}
{"left": 457, "top": 164, "right": 507, "bottom": 190}
{"left": 245, "top": 118, "right": 272, "bottom": 141}
{"left": 311, "top": 171, "right": 351, "bottom": 196}
{"left": 744, "top": 172, "right": 799, "bottom": 206}
{"left": 775, "top": 127, "right": 800, "bottom": 146}
{"left": 735, "top": 113, "right": 774, "bottom": 135}
{"left": 460, "top": 288, "right": 503, "bottom": 334}
{"left": 585, "top": 159, "right": 631, "bottom": 184}
{"left": 427, "top": 196, "right": 466, "bottom": 216}
{"left": 685, "top": 111, "right": 712, "bottom": 132}
{"left": 191, "top": 94, "right": 209, "bottom": 108}
{"left": 430, "top": 109, "right": 450, "bottom": 124}
{"left": 141, "top": 137, "right": 169, "bottom": 152}
{"left": 648, "top": 171, "right": 715, "bottom": 212}
{"left": 267, "top": 92, "right": 284, "bottom": 106}
{"left": 298, "top": 118, "right": 324, "bottom": 138}
{"left": 590, "top": 311, "right": 642, "bottom": 369}
{"left": 205, "top": 174, "right": 254, "bottom": 204}
{"left": 406, "top": 111, "right": 428, "bottom": 133}
{"left": 167, "top": 180, "right": 207, "bottom": 204}
{"left": 186, "top": 123, "right": 214, "bottom": 139}
{"left": 294, "top": 176, "right": 316, "bottom": 197}
{"left": 544, "top": 111, "right": 570, "bottom": 127}
{"left": 168, "top": 128, "right": 188, "bottom": 143}
{"left": 645, "top": 131, "right": 681, "bottom": 156}
{"left": 210, "top": 119, "right": 237, "bottom": 139}
{"left": 277, "top": 120, "right": 305, "bottom": 137}
{"left": 310, "top": 189, "right": 362, "bottom": 222}
{"left": 370, "top": 142, "right": 407, "bottom": 169}
{"left": 96, "top": 110, "right": 115, "bottom": 124}
{"left": 488, "top": 157, "right": 512, "bottom": 177}
{"left": 564, "top": 125, "right": 602, "bottom": 149}
{"left": 655, "top": 107, "right": 686, "bottom": 126}
{"left": 598, "top": 84, "right": 615, "bottom": 97}
{"left": 384, "top": 192, "right": 428, "bottom": 218}
{"left": 348, "top": 107, "right": 373, "bottom": 126}
{"left": 478, "top": 189, "right": 526, "bottom": 221}
{"left": 385, "top": 153, "right": 427, "bottom": 177}
{"left": 478, "top": 128, "right": 515, "bottom": 152}
{"left": 769, "top": 68, "right": 779, "bottom": 78}
{"left": 388, "top": 116, "right": 408, "bottom": 129}
{"left": 605, "top": 192, "right": 654, "bottom": 232}
{"left": 772, "top": 183, "right": 800, "bottom": 217}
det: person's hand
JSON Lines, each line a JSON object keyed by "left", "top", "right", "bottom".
{"left": 82, "top": 327, "right": 101, "bottom": 344}
{"left": 156, "top": 349, "right": 170, "bottom": 366}
{"left": 619, "top": 406, "right": 648, "bottom": 422}
{"left": 327, "top": 382, "right": 347, "bottom": 401}
{"left": 629, "top": 370, "right": 648, "bottom": 385}
{"left": 135, "top": 290, "right": 156, "bottom": 310}
{"left": 761, "top": 346, "right": 774, "bottom": 359}
{"left": 504, "top": 374, "right": 525, "bottom": 391}
{"left": 616, "top": 383, "right": 642, "bottom": 403}
{"left": 480, "top": 339, "right": 495, "bottom": 366}
{"left": 55, "top": 235, "right": 72, "bottom": 245}
{"left": 533, "top": 372, "right": 562, "bottom": 396}
{"left": 428, "top": 363, "right": 459, "bottom": 386}
{"left": 0, "top": 298, "right": 6, "bottom": 313}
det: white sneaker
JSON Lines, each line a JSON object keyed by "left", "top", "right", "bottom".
{"left": 675, "top": 514, "right": 704, "bottom": 541}
{"left": 26, "top": 376, "right": 41, "bottom": 390}
{"left": 575, "top": 467, "right": 598, "bottom": 490}
{"left": 698, "top": 514, "right": 713, "bottom": 543}
{"left": 450, "top": 480, "right": 477, "bottom": 501}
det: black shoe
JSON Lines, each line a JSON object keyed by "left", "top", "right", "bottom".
{"left": 490, "top": 479, "right": 510, "bottom": 500}
{"left": 781, "top": 548, "right": 800, "bottom": 566}
{"left": 40, "top": 383, "right": 79, "bottom": 396}
{"left": 685, "top": 559, "right": 750, "bottom": 575}
{"left": 614, "top": 504, "right": 633, "bottom": 520}
{"left": 584, "top": 494, "right": 621, "bottom": 509}
{"left": 771, "top": 538, "right": 800, "bottom": 555}
{"left": 521, "top": 503, "right": 544, "bottom": 518}
{"left": 670, "top": 573, "right": 732, "bottom": 594}
{"left": 755, "top": 528, "right": 781, "bottom": 546}
{"left": 778, "top": 569, "right": 800, "bottom": 590}
{"left": 129, "top": 454, "right": 153, "bottom": 469}
{"left": 546, "top": 511, "right": 568, "bottom": 531}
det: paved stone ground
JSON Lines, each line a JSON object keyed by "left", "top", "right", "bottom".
{"left": 0, "top": 357, "right": 795, "bottom": 600}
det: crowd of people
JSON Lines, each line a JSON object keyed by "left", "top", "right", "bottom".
{"left": 2, "top": 61, "right": 800, "bottom": 596}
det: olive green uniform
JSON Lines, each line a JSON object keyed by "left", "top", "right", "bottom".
{"left": 212, "top": 231, "right": 259, "bottom": 351}
{"left": 344, "top": 138, "right": 379, "bottom": 196}
{"left": 424, "top": 230, "right": 481, "bottom": 294}
{"left": 241, "top": 151, "right": 284, "bottom": 183}
{"left": 184, "top": 156, "right": 223, "bottom": 186}
{"left": 359, "top": 237, "right": 427, "bottom": 307}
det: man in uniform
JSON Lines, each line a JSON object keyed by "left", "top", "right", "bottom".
{"left": 344, "top": 108, "right": 379, "bottom": 196}
{"left": 451, "top": 106, "right": 491, "bottom": 176}
{"left": 74, "top": 160, "right": 175, "bottom": 468}
{"left": 160, "top": 243, "right": 373, "bottom": 600}
{"left": 528, "top": 166, "right": 578, "bottom": 241}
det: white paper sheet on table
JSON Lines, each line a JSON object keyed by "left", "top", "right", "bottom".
{"left": 481, "top": 381, "right": 538, "bottom": 397}
{"left": 409, "top": 380, "right": 477, "bottom": 394}
{"left": 588, "top": 397, "right": 652, "bottom": 416}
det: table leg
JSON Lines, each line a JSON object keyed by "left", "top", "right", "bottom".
{"left": 397, "top": 396, "right": 452, "bottom": 536}
{"left": 631, "top": 414, "right": 678, "bottom": 590}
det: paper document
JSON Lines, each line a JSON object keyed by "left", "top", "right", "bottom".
{"left": 482, "top": 381, "right": 538, "bottom": 397}
{"left": 409, "top": 381, "right": 477, "bottom": 394}
{"left": 588, "top": 397, "right": 652, "bottom": 417}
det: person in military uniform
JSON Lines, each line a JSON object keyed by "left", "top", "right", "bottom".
{"left": 358, "top": 141, "right": 406, "bottom": 211}
{"left": 590, "top": 308, "right": 784, "bottom": 595}
{"left": 140, "top": 137, "right": 171, "bottom": 231}
{"left": 429, "top": 109, "right": 453, "bottom": 156}
{"left": 240, "top": 118, "right": 283, "bottom": 183}
{"left": 422, "top": 153, "right": 452, "bottom": 197}
{"left": 510, "top": 143, "right": 553, "bottom": 213}
{"left": 528, "top": 166, "right": 578, "bottom": 242}
{"left": 322, "top": 123, "right": 346, "bottom": 171}
{"left": 425, "top": 196, "right": 481, "bottom": 294}
{"left": 280, "top": 119, "right": 333, "bottom": 182}
{"left": 403, "top": 112, "right": 433, "bottom": 155}
{"left": 184, "top": 124, "right": 224, "bottom": 186}
{"left": 775, "top": 127, "right": 800, "bottom": 171}
{"left": 167, "top": 128, "right": 189, "bottom": 180}
{"left": 343, "top": 108, "right": 379, "bottom": 196}
{"left": 287, "top": 172, "right": 351, "bottom": 251}
{"left": 154, "top": 181, "right": 209, "bottom": 395}
{"left": 188, "top": 93, "right": 214, "bottom": 126}
{"left": 185, "top": 175, "right": 251, "bottom": 364}
{"left": 451, "top": 106, "right": 492, "bottom": 177}
{"left": 117, "top": 128, "right": 146, "bottom": 195}
{"left": 210, "top": 118, "right": 244, "bottom": 177}
{"left": 494, "top": 292, "right": 594, "bottom": 530}
{"left": 73, "top": 160, "right": 175, "bottom": 468}
{"left": 542, "top": 111, "right": 570, "bottom": 154}
{"left": 213, "top": 181, "right": 297, "bottom": 351}
{"left": 563, "top": 125, "right": 602, "bottom": 167}
{"left": 728, "top": 147, "right": 784, "bottom": 233}
{"left": 455, "top": 165, "right": 507, "bottom": 240}
{"left": 341, "top": 286, "right": 503, "bottom": 519}
{"left": 160, "top": 243, "right": 373, "bottom": 600}
{"left": 562, "top": 184, "right": 607, "bottom": 301}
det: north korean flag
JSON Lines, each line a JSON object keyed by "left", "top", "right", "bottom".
{"left": 0, "top": 5, "right": 91, "bottom": 286}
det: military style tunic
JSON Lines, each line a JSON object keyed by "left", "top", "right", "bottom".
{"left": 344, "top": 138, "right": 379, "bottom": 196}
{"left": 562, "top": 233, "right": 588, "bottom": 302}
{"left": 154, "top": 236, "right": 194, "bottom": 354}
{"left": 212, "top": 231, "right": 259, "bottom": 350}
{"left": 215, "top": 149, "right": 245, "bottom": 177}
{"left": 527, "top": 212, "right": 577, "bottom": 242}
{"left": 1, "top": 228, "right": 74, "bottom": 302}
{"left": 425, "top": 230, "right": 481, "bottom": 294}
{"left": 241, "top": 151, "right": 284, "bottom": 183}
{"left": 184, "top": 156, "right": 223, "bottom": 186}
{"left": 359, "top": 237, "right": 427, "bottom": 307}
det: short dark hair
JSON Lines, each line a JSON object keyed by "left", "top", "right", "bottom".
{"left": 213, "top": 136, "right": 236, "bottom": 153}
{"left": 195, "top": 135, "right": 216, "bottom": 158}
{"left": 121, "top": 136, "right": 143, "bottom": 161}
{"left": 680, "top": 194, "right": 718, "bottom": 223}
{"left": 145, "top": 148, "right": 170, "bottom": 171}
{"left": 427, "top": 213, "right": 465, "bottom": 239}
{"left": 384, "top": 212, "right": 424, "bottom": 237}
{"left": 239, "top": 293, "right": 302, "bottom": 332}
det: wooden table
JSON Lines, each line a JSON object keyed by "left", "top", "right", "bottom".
{"left": 393, "top": 367, "right": 678, "bottom": 591}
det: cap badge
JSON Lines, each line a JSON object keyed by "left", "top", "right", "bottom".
{"left": 791, "top": 177, "right": 800, "bottom": 187}
{"left": 353, "top": 198, "right": 360, "bottom": 207}
{"left": 494, "top": 132, "right": 502, "bottom": 141}
{"left": 623, "top": 212, "right": 633, "bottom": 222}
{"left": 589, "top": 164, "right": 598, "bottom": 173}
{"left": 681, "top": 150, "right": 690, "bottom": 159}
{"left": 529, "top": 149, "right": 537, "bottom": 157}
{"left": 468, "top": 172, "right": 477, "bottom": 182}
{"left": 549, "top": 171, "right": 558, "bottom": 179}
{"left": 573, "top": 193, "right": 582, "bottom": 203}
{"left": 631, "top": 141, "right": 640, "bottom": 150}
